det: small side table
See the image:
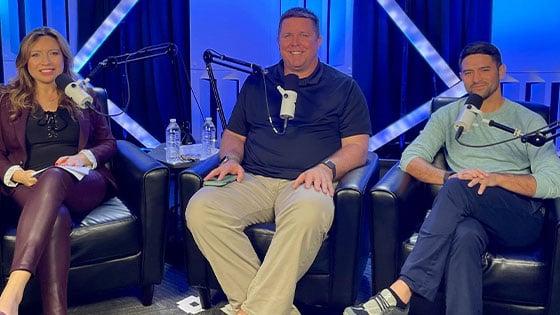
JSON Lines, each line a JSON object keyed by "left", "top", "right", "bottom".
{"left": 147, "top": 143, "right": 217, "bottom": 266}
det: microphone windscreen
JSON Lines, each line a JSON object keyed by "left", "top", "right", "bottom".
{"left": 55, "top": 73, "right": 73, "bottom": 89}
{"left": 466, "top": 93, "right": 484, "bottom": 109}
{"left": 284, "top": 74, "right": 299, "bottom": 91}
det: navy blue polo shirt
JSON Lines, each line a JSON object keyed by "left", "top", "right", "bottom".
{"left": 227, "top": 61, "right": 371, "bottom": 180}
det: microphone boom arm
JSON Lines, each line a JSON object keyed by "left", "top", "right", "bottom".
{"left": 483, "top": 118, "right": 560, "bottom": 147}
{"left": 203, "top": 49, "right": 266, "bottom": 131}
{"left": 87, "top": 43, "right": 177, "bottom": 80}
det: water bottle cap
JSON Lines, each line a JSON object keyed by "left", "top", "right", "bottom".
{"left": 170, "top": 118, "right": 177, "bottom": 123}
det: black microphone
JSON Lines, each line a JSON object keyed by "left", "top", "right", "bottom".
{"left": 454, "top": 94, "right": 484, "bottom": 140}
{"left": 55, "top": 74, "right": 92, "bottom": 109}
{"left": 276, "top": 74, "right": 299, "bottom": 120}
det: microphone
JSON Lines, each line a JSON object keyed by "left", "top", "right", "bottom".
{"left": 454, "top": 94, "right": 484, "bottom": 140}
{"left": 276, "top": 74, "right": 299, "bottom": 120}
{"left": 55, "top": 74, "right": 92, "bottom": 109}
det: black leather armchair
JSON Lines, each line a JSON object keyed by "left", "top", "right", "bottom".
{"left": 371, "top": 97, "right": 560, "bottom": 315}
{"left": 179, "top": 152, "right": 379, "bottom": 312}
{"left": 0, "top": 88, "right": 169, "bottom": 308}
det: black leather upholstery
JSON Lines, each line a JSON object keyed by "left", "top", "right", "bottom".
{"left": 179, "top": 152, "right": 380, "bottom": 311}
{"left": 0, "top": 88, "right": 170, "bottom": 307}
{"left": 371, "top": 97, "right": 560, "bottom": 315}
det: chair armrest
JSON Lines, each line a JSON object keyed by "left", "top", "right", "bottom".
{"left": 178, "top": 154, "right": 220, "bottom": 287}
{"left": 546, "top": 197, "right": 560, "bottom": 314}
{"left": 111, "top": 140, "right": 169, "bottom": 284}
{"left": 371, "top": 163, "right": 431, "bottom": 291}
{"left": 331, "top": 152, "right": 380, "bottom": 307}
{"left": 178, "top": 154, "right": 220, "bottom": 213}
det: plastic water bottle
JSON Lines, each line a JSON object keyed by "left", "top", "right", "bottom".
{"left": 165, "top": 118, "right": 181, "bottom": 163}
{"left": 201, "top": 117, "right": 216, "bottom": 158}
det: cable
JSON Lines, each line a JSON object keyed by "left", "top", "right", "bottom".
{"left": 455, "top": 135, "right": 520, "bottom": 148}
{"left": 260, "top": 70, "right": 288, "bottom": 135}
{"left": 174, "top": 45, "right": 205, "bottom": 121}
{"left": 455, "top": 122, "right": 554, "bottom": 148}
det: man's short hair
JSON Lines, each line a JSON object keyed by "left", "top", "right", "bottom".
{"left": 459, "top": 41, "right": 502, "bottom": 68}
{"left": 278, "top": 7, "right": 320, "bottom": 36}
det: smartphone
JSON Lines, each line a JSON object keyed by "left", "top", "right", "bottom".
{"left": 203, "top": 174, "right": 237, "bottom": 187}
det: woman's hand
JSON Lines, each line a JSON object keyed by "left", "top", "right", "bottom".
{"left": 12, "top": 170, "right": 37, "bottom": 187}
{"left": 55, "top": 153, "right": 92, "bottom": 167}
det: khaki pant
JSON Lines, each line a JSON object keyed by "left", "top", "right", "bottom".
{"left": 186, "top": 173, "right": 335, "bottom": 315}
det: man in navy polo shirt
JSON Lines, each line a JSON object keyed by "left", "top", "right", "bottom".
{"left": 186, "top": 7, "right": 371, "bottom": 315}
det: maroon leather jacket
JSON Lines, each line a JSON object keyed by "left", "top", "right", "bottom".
{"left": 0, "top": 92, "right": 117, "bottom": 195}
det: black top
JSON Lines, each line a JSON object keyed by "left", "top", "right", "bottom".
{"left": 228, "top": 61, "right": 372, "bottom": 179}
{"left": 26, "top": 107, "right": 80, "bottom": 170}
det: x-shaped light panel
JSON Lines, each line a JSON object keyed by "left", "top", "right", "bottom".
{"left": 77, "top": 0, "right": 466, "bottom": 149}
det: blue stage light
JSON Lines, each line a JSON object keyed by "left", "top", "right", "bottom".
{"left": 106, "top": 99, "right": 160, "bottom": 148}
{"left": 376, "top": 0, "right": 460, "bottom": 87}
{"left": 73, "top": 0, "right": 139, "bottom": 72}
{"left": 72, "top": 0, "right": 161, "bottom": 148}
{"left": 369, "top": 0, "right": 464, "bottom": 150}
{"left": 369, "top": 83, "right": 466, "bottom": 151}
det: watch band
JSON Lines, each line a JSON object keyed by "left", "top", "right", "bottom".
{"left": 220, "top": 155, "right": 239, "bottom": 164}
{"left": 322, "top": 159, "right": 336, "bottom": 179}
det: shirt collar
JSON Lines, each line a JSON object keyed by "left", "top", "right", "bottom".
{"left": 270, "top": 60, "right": 323, "bottom": 86}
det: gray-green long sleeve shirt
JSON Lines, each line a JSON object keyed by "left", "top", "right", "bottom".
{"left": 400, "top": 98, "right": 560, "bottom": 199}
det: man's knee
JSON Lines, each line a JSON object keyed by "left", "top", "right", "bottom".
{"left": 185, "top": 190, "right": 214, "bottom": 231}
{"left": 433, "top": 178, "right": 472, "bottom": 212}
{"left": 441, "top": 177, "right": 468, "bottom": 194}
{"left": 282, "top": 192, "right": 334, "bottom": 233}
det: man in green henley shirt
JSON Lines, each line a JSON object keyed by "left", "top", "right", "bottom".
{"left": 346, "top": 42, "right": 560, "bottom": 315}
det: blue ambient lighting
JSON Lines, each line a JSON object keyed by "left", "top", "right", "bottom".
{"left": 369, "top": 0, "right": 464, "bottom": 150}
{"left": 72, "top": 0, "right": 161, "bottom": 148}
{"left": 73, "top": 0, "right": 139, "bottom": 72}
{"left": 376, "top": 0, "right": 460, "bottom": 87}
{"left": 369, "top": 84, "right": 466, "bottom": 151}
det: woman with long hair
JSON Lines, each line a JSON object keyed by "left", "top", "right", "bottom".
{"left": 0, "top": 27, "right": 116, "bottom": 315}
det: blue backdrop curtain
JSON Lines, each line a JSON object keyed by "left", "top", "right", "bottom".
{"left": 78, "top": 0, "right": 191, "bottom": 144}
{"left": 353, "top": 0, "right": 492, "bottom": 155}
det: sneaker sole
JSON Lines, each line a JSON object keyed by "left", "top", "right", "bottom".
{"left": 343, "top": 308, "right": 361, "bottom": 315}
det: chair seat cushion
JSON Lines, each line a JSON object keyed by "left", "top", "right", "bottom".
{"left": 245, "top": 223, "right": 331, "bottom": 274}
{"left": 402, "top": 233, "right": 548, "bottom": 306}
{"left": 2, "top": 197, "right": 141, "bottom": 272}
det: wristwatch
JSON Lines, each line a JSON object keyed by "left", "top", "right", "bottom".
{"left": 321, "top": 159, "right": 336, "bottom": 179}
{"left": 220, "top": 155, "right": 238, "bottom": 164}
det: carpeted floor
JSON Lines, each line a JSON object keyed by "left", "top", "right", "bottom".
{"left": 61, "top": 258, "right": 372, "bottom": 315}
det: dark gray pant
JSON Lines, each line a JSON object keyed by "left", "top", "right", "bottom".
{"left": 400, "top": 178, "right": 544, "bottom": 315}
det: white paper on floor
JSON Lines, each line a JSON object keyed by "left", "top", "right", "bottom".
{"left": 177, "top": 295, "right": 203, "bottom": 314}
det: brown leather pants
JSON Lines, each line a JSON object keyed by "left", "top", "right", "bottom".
{"left": 9, "top": 167, "right": 108, "bottom": 315}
